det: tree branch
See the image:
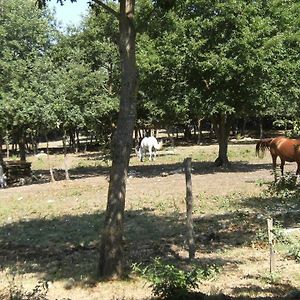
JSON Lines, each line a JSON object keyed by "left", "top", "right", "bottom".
{"left": 92, "top": 0, "right": 120, "bottom": 19}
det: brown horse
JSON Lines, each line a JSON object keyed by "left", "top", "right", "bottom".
{"left": 256, "top": 136, "right": 300, "bottom": 179}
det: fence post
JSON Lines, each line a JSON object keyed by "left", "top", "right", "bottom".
{"left": 267, "top": 218, "right": 275, "bottom": 273}
{"left": 184, "top": 157, "right": 195, "bottom": 259}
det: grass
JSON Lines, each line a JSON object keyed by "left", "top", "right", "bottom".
{"left": 0, "top": 141, "right": 300, "bottom": 299}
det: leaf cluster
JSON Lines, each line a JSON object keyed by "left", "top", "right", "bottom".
{"left": 132, "top": 258, "right": 219, "bottom": 299}
{"left": 0, "top": 0, "right": 120, "bottom": 147}
{"left": 136, "top": 0, "right": 299, "bottom": 128}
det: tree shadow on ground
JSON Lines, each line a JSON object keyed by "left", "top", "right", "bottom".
{"left": 0, "top": 208, "right": 259, "bottom": 280}
{"left": 240, "top": 193, "right": 300, "bottom": 227}
{"left": 29, "top": 160, "right": 272, "bottom": 185}
{"left": 0, "top": 202, "right": 299, "bottom": 296}
{"left": 231, "top": 281, "right": 298, "bottom": 299}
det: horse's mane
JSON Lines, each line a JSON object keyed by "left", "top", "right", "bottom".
{"left": 256, "top": 138, "right": 273, "bottom": 158}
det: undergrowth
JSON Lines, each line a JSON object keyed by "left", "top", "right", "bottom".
{"left": 253, "top": 221, "right": 300, "bottom": 263}
{"left": 266, "top": 172, "right": 300, "bottom": 198}
{"left": 132, "top": 258, "right": 219, "bottom": 299}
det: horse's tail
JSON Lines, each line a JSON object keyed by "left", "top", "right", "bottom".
{"left": 256, "top": 138, "right": 273, "bottom": 158}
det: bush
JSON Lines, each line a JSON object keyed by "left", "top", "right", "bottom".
{"left": 267, "top": 172, "right": 299, "bottom": 198}
{"left": 287, "top": 243, "right": 300, "bottom": 262}
{"left": 132, "top": 258, "right": 219, "bottom": 299}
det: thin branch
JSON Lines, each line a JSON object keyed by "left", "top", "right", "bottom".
{"left": 92, "top": 0, "right": 120, "bottom": 19}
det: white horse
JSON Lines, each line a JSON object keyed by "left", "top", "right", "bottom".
{"left": 136, "top": 136, "right": 163, "bottom": 162}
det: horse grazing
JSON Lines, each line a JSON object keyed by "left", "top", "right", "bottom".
{"left": 256, "top": 136, "right": 300, "bottom": 179}
{"left": 136, "top": 136, "right": 163, "bottom": 162}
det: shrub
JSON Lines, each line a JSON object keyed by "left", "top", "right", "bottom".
{"left": 267, "top": 172, "right": 299, "bottom": 198}
{"left": 132, "top": 258, "right": 219, "bottom": 299}
{"left": 286, "top": 241, "right": 300, "bottom": 263}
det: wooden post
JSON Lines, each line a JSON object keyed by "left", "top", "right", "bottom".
{"left": 267, "top": 218, "right": 275, "bottom": 273}
{"left": 184, "top": 157, "right": 195, "bottom": 259}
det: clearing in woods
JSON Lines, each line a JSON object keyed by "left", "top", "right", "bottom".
{"left": 0, "top": 141, "right": 299, "bottom": 299}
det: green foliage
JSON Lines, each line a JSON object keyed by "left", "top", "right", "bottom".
{"left": 0, "top": 0, "right": 58, "bottom": 151}
{"left": 136, "top": 0, "right": 299, "bottom": 133}
{"left": 0, "top": 1, "right": 119, "bottom": 152}
{"left": 266, "top": 172, "right": 299, "bottom": 198}
{"left": 287, "top": 243, "right": 300, "bottom": 262}
{"left": 132, "top": 258, "right": 219, "bottom": 299}
{"left": 253, "top": 221, "right": 300, "bottom": 263}
{"left": 261, "top": 272, "right": 282, "bottom": 285}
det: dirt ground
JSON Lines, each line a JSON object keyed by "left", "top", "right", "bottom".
{"left": 0, "top": 142, "right": 299, "bottom": 300}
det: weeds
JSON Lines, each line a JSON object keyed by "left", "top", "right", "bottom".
{"left": 261, "top": 272, "right": 282, "bottom": 285}
{"left": 132, "top": 258, "right": 219, "bottom": 299}
{"left": 287, "top": 243, "right": 300, "bottom": 262}
{"left": 266, "top": 172, "right": 299, "bottom": 198}
{"left": 253, "top": 221, "right": 300, "bottom": 263}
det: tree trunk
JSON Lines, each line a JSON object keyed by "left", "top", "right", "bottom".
{"left": 259, "top": 117, "right": 263, "bottom": 139}
{"left": 98, "top": 0, "right": 138, "bottom": 280}
{"left": 5, "top": 131, "right": 9, "bottom": 159}
{"left": 19, "top": 131, "right": 26, "bottom": 162}
{"left": 184, "top": 125, "right": 191, "bottom": 141}
{"left": 62, "top": 130, "right": 70, "bottom": 180}
{"left": 0, "top": 138, "right": 3, "bottom": 164}
{"left": 242, "top": 118, "right": 247, "bottom": 136}
{"left": 31, "top": 132, "right": 38, "bottom": 155}
{"left": 45, "top": 134, "right": 55, "bottom": 182}
{"left": 197, "top": 118, "right": 203, "bottom": 144}
{"left": 75, "top": 130, "right": 80, "bottom": 153}
{"left": 0, "top": 136, "right": 3, "bottom": 165}
{"left": 212, "top": 114, "right": 232, "bottom": 167}
{"left": 69, "top": 130, "right": 76, "bottom": 153}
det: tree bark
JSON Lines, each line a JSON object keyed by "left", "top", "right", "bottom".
{"left": 5, "top": 131, "right": 9, "bottom": 159}
{"left": 19, "top": 131, "right": 26, "bottom": 162}
{"left": 98, "top": 0, "right": 138, "bottom": 279}
{"left": 0, "top": 135, "right": 3, "bottom": 164}
{"left": 197, "top": 118, "right": 203, "bottom": 144}
{"left": 259, "top": 117, "right": 263, "bottom": 139}
{"left": 212, "top": 114, "right": 232, "bottom": 167}
{"left": 45, "top": 134, "right": 55, "bottom": 182}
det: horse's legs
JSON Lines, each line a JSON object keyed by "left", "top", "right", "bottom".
{"left": 271, "top": 154, "right": 278, "bottom": 181}
{"left": 148, "top": 146, "right": 153, "bottom": 161}
{"left": 280, "top": 159, "right": 285, "bottom": 176}
{"left": 153, "top": 149, "right": 156, "bottom": 161}
{"left": 296, "top": 162, "right": 300, "bottom": 175}
{"left": 296, "top": 162, "right": 300, "bottom": 184}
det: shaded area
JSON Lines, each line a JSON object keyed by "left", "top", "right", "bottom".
{"left": 3, "top": 138, "right": 278, "bottom": 188}
{"left": 0, "top": 198, "right": 299, "bottom": 297}
{"left": 150, "top": 291, "right": 300, "bottom": 299}
{"left": 28, "top": 159, "right": 272, "bottom": 184}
